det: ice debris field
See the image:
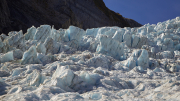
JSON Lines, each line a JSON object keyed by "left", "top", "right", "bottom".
{"left": 0, "top": 17, "right": 180, "bottom": 101}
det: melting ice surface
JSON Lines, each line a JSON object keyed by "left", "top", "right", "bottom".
{"left": 0, "top": 17, "right": 180, "bottom": 100}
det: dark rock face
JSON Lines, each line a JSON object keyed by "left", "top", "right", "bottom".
{"left": 124, "top": 18, "right": 142, "bottom": 27}
{"left": 0, "top": 0, "right": 142, "bottom": 35}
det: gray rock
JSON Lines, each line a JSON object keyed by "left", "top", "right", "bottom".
{"left": 0, "top": 0, "right": 141, "bottom": 35}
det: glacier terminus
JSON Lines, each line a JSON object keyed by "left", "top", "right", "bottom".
{"left": 0, "top": 17, "right": 180, "bottom": 100}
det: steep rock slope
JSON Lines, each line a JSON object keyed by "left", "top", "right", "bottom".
{"left": 0, "top": 0, "right": 142, "bottom": 35}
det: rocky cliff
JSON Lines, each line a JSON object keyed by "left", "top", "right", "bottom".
{"left": 0, "top": 0, "right": 142, "bottom": 34}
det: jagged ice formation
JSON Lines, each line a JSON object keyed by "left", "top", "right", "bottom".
{"left": 0, "top": 17, "right": 180, "bottom": 100}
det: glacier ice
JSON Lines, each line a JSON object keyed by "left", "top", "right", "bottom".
{"left": 0, "top": 70, "right": 10, "bottom": 77}
{"left": 13, "top": 49, "right": 23, "bottom": 59}
{"left": 0, "top": 51, "right": 14, "bottom": 63}
{"left": 25, "top": 64, "right": 42, "bottom": 74}
{"left": 51, "top": 27, "right": 66, "bottom": 42}
{"left": 37, "top": 53, "right": 51, "bottom": 66}
{"left": 130, "top": 66, "right": 144, "bottom": 73}
{"left": 85, "top": 54, "right": 110, "bottom": 69}
{"left": 88, "top": 92, "right": 102, "bottom": 100}
{"left": 49, "top": 65, "right": 84, "bottom": 92}
{"left": 11, "top": 68, "right": 24, "bottom": 77}
{"left": 5, "top": 30, "right": 26, "bottom": 51}
{"left": 36, "top": 42, "right": 46, "bottom": 55}
{"left": 44, "top": 37, "right": 61, "bottom": 55}
{"left": 65, "top": 26, "right": 85, "bottom": 43}
{"left": 34, "top": 25, "right": 51, "bottom": 43}
{"left": 20, "top": 69, "right": 46, "bottom": 87}
{"left": 79, "top": 71, "right": 100, "bottom": 86}
{"left": 1, "top": 17, "right": 180, "bottom": 100}
{"left": 21, "top": 45, "right": 41, "bottom": 65}
{"left": 123, "top": 31, "right": 132, "bottom": 47}
{"left": 137, "top": 49, "right": 149, "bottom": 69}
{"left": 96, "top": 35, "right": 124, "bottom": 60}
{"left": 124, "top": 49, "right": 149, "bottom": 70}
{"left": 6, "top": 30, "right": 23, "bottom": 46}
{"left": 131, "top": 35, "right": 140, "bottom": 48}
{"left": 24, "top": 26, "right": 36, "bottom": 40}
{"left": 0, "top": 80, "right": 7, "bottom": 95}
{"left": 112, "top": 30, "right": 124, "bottom": 42}
{"left": 7, "top": 86, "right": 22, "bottom": 94}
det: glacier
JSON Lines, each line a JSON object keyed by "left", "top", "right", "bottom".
{"left": 0, "top": 17, "right": 180, "bottom": 100}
